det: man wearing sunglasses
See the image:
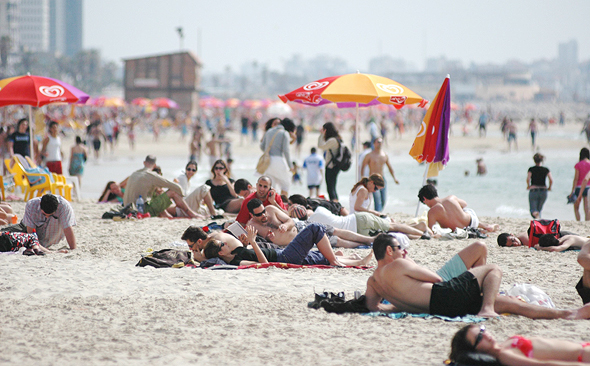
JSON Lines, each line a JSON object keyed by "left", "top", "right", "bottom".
{"left": 365, "top": 233, "right": 590, "bottom": 320}
{"left": 123, "top": 155, "right": 203, "bottom": 219}
{"left": 235, "top": 176, "right": 286, "bottom": 225}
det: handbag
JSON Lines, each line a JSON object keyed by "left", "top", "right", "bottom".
{"left": 256, "top": 130, "right": 279, "bottom": 174}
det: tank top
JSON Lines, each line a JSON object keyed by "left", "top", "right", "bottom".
{"left": 349, "top": 186, "right": 371, "bottom": 214}
{"left": 45, "top": 135, "right": 62, "bottom": 161}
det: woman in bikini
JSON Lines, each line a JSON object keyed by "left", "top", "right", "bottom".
{"left": 450, "top": 324, "right": 590, "bottom": 365}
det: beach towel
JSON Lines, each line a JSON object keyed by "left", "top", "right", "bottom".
{"left": 366, "top": 312, "right": 486, "bottom": 323}
{"left": 446, "top": 352, "right": 502, "bottom": 366}
{"left": 198, "top": 260, "right": 372, "bottom": 270}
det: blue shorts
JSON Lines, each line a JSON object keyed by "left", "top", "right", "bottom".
{"left": 276, "top": 223, "right": 329, "bottom": 265}
{"left": 575, "top": 186, "right": 590, "bottom": 198}
{"left": 436, "top": 254, "right": 467, "bottom": 282}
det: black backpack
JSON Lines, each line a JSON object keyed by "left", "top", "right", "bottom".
{"left": 331, "top": 140, "right": 352, "bottom": 171}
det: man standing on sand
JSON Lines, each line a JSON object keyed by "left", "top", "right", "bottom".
{"left": 417, "top": 184, "right": 499, "bottom": 233}
{"left": 365, "top": 233, "right": 590, "bottom": 319}
{"left": 123, "top": 155, "right": 203, "bottom": 219}
{"left": 361, "top": 137, "right": 399, "bottom": 212}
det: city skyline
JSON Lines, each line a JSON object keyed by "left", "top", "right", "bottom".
{"left": 84, "top": 0, "right": 590, "bottom": 74}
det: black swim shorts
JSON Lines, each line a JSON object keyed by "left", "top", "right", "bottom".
{"left": 429, "top": 271, "right": 482, "bottom": 317}
{"left": 576, "top": 277, "right": 590, "bottom": 305}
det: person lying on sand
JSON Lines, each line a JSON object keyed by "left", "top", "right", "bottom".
{"left": 497, "top": 229, "right": 580, "bottom": 248}
{"left": 535, "top": 233, "right": 587, "bottom": 252}
{"left": 365, "top": 233, "right": 590, "bottom": 319}
{"left": 417, "top": 184, "right": 499, "bottom": 233}
{"left": 450, "top": 324, "right": 590, "bottom": 365}
{"left": 246, "top": 199, "right": 373, "bottom": 248}
{"left": 181, "top": 225, "right": 243, "bottom": 262}
{"left": 288, "top": 204, "right": 432, "bottom": 240}
{"left": 203, "top": 223, "right": 372, "bottom": 267}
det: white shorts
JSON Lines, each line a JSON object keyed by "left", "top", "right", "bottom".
{"left": 264, "top": 155, "right": 291, "bottom": 193}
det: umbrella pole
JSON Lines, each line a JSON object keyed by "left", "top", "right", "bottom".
{"left": 414, "top": 163, "right": 429, "bottom": 217}
{"left": 355, "top": 102, "right": 360, "bottom": 181}
{"left": 28, "top": 105, "right": 34, "bottom": 163}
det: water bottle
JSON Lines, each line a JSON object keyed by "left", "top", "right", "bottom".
{"left": 136, "top": 195, "right": 145, "bottom": 214}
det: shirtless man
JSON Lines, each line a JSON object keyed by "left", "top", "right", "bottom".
{"left": 365, "top": 233, "right": 590, "bottom": 319}
{"left": 361, "top": 137, "right": 399, "bottom": 212}
{"left": 181, "top": 225, "right": 243, "bottom": 262}
{"left": 497, "top": 229, "right": 579, "bottom": 248}
{"left": 418, "top": 184, "right": 499, "bottom": 233}
{"left": 576, "top": 239, "right": 590, "bottom": 304}
{"left": 246, "top": 199, "right": 373, "bottom": 248}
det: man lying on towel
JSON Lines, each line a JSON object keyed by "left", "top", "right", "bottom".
{"left": 203, "top": 222, "right": 372, "bottom": 267}
{"left": 365, "top": 233, "right": 590, "bottom": 319}
{"left": 417, "top": 185, "right": 499, "bottom": 233}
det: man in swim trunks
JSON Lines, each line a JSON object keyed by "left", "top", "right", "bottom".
{"left": 418, "top": 185, "right": 499, "bottom": 233}
{"left": 366, "top": 233, "right": 590, "bottom": 319}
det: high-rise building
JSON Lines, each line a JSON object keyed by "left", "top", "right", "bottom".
{"left": 558, "top": 39, "right": 578, "bottom": 71}
{"left": 19, "top": 0, "right": 49, "bottom": 52}
{"left": 49, "top": 0, "right": 82, "bottom": 56}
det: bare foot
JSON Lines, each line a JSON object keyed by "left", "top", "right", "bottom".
{"left": 358, "top": 252, "right": 373, "bottom": 266}
{"left": 335, "top": 250, "right": 344, "bottom": 256}
{"left": 477, "top": 310, "right": 500, "bottom": 318}
{"left": 483, "top": 224, "right": 500, "bottom": 232}
{"left": 572, "top": 303, "right": 590, "bottom": 319}
{"left": 329, "top": 259, "right": 346, "bottom": 267}
{"left": 349, "top": 253, "right": 362, "bottom": 260}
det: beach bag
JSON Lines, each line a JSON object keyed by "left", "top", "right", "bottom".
{"left": 256, "top": 130, "right": 279, "bottom": 174}
{"left": 330, "top": 140, "right": 352, "bottom": 172}
{"left": 506, "top": 283, "right": 555, "bottom": 308}
{"left": 136, "top": 249, "right": 193, "bottom": 268}
{"left": 527, "top": 219, "right": 560, "bottom": 247}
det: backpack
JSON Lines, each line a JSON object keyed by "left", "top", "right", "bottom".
{"left": 527, "top": 219, "right": 561, "bottom": 247}
{"left": 330, "top": 140, "right": 352, "bottom": 172}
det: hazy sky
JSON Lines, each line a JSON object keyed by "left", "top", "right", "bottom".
{"left": 84, "top": 0, "right": 590, "bottom": 74}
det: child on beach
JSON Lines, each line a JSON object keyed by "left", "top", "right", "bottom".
{"left": 292, "top": 161, "right": 302, "bottom": 185}
{"left": 302, "top": 147, "right": 324, "bottom": 198}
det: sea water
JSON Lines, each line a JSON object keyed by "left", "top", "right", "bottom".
{"left": 81, "top": 134, "right": 583, "bottom": 222}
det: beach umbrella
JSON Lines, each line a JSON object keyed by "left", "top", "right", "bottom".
{"left": 131, "top": 97, "right": 151, "bottom": 106}
{"left": 224, "top": 98, "right": 241, "bottom": 108}
{"left": 0, "top": 74, "right": 89, "bottom": 162}
{"left": 409, "top": 75, "right": 451, "bottom": 214}
{"left": 279, "top": 72, "right": 427, "bottom": 179}
{"left": 267, "top": 102, "right": 293, "bottom": 118}
{"left": 151, "top": 97, "right": 179, "bottom": 109}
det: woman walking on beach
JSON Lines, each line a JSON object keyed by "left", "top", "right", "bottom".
{"left": 68, "top": 136, "right": 87, "bottom": 186}
{"left": 259, "top": 118, "right": 295, "bottom": 196}
{"left": 570, "top": 148, "right": 590, "bottom": 221}
{"left": 526, "top": 153, "right": 552, "bottom": 219}
{"left": 450, "top": 324, "right": 590, "bottom": 365}
{"left": 349, "top": 174, "right": 385, "bottom": 216}
{"left": 205, "top": 159, "right": 243, "bottom": 214}
{"left": 318, "top": 122, "right": 343, "bottom": 202}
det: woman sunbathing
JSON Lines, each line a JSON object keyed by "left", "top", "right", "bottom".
{"left": 450, "top": 324, "right": 590, "bottom": 365}
{"left": 203, "top": 223, "right": 372, "bottom": 267}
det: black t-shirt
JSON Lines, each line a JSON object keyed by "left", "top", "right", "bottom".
{"left": 528, "top": 166, "right": 549, "bottom": 187}
{"left": 9, "top": 131, "right": 30, "bottom": 157}
{"left": 205, "top": 178, "right": 235, "bottom": 205}
{"left": 228, "top": 246, "right": 278, "bottom": 265}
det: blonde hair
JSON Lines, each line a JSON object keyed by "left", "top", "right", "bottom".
{"left": 351, "top": 173, "right": 385, "bottom": 193}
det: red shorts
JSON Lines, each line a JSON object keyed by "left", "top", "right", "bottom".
{"left": 46, "top": 161, "right": 63, "bottom": 175}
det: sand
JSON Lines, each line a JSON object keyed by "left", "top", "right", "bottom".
{"left": 2, "top": 114, "right": 590, "bottom": 365}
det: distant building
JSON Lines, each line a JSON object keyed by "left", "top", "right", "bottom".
{"left": 559, "top": 39, "right": 578, "bottom": 70}
{"left": 123, "top": 51, "right": 202, "bottom": 115}
{"left": 19, "top": 0, "right": 49, "bottom": 52}
{"left": 49, "top": 0, "right": 82, "bottom": 56}
{"left": 368, "top": 55, "right": 407, "bottom": 75}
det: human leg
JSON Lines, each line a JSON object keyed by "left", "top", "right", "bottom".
{"left": 373, "top": 188, "right": 384, "bottom": 212}
{"left": 468, "top": 265, "right": 502, "bottom": 317}
{"left": 325, "top": 167, "right": 339, "bottom": 202}
{"left": 493, "top": 296, "right": 590, "bottom": 319}
{"left": 537, "top": 189, "right": 547, "bottom": 218}
{"left": 223, "top": 197, "right": 244, "bottom": 214}
{"left": 456, "top": 241, "right": 487, "bottom": 269}
{"left": 332, "top": 228, "right": 373, "bottom": 245}
{"left": 166, "top": 190, "right": 203, "bottom": 219}
{"left": 574, "top": 187, "right": 582, "bottom": 221}
{"left": 529, "top": 189, "right": 540, "bottom": 218}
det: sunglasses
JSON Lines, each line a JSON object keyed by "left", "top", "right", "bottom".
{"left": 219, "top": 242, "right": 225, "bottom": 248}
{"left": 473, "top": 325, "right": 486, "bottom": 348}
{"left": 214, "top": 166, "right": 225, "bottom": 170}
{"left": 186, "top": 168, "right": 197, "bottom": 172}
{"left": 252, "top": 209, "right": 266, "bottom": 217}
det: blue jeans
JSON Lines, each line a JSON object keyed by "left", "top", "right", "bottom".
{"left": 373, "top": 180, "right": 387, "bottom": 212}
{"left": 528, "top": 188, "right": 547, "bottom": 217}
{"left": 276, "top": 223, "right": 329, "bottom": 265}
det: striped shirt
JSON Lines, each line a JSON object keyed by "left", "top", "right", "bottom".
{"left": 23, "top": 196, "right": 76, "bottom": 247}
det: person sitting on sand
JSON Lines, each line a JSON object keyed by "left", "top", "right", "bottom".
{"left": 417, "top": 184, "right": 499, "bottom": 233}
{"left": 203, "top": 222, "right": 372, "bottom": 267}
{"left": 246, "top": 199, "right": 373, "bottom": 248}
{"left": 576, "top": 238, "right": 590, "bottom": 304}
{"left": 365, "top": 233, "right": 590, "bottom": 319}
{"left": 123, "top": 155, "right": 203, "bottom": 219}
{"left": 98, "top": 181, "right": 124, "bottom": 203}
{"left": 289, "top": 204, "right": 432, "bottom": 240}
{"left": 349, "top": 174, "right": 386, "bottom": 217}
{"left": 450, "top": 324, "right": 590, "bottom": 365}
{"left": 235, "top": 176, "right": 287, "bottom": 224}
{"left": 234, "top": 178, "right": 255, "bottom": 198}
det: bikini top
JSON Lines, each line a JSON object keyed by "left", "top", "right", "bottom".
{"left": 509, "top": 335, "right": 533, "bottom": 358}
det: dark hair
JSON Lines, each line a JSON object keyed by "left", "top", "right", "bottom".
{"left": 75, "top": 136, "right": 83, "bottom": 144}
{"left": 580, "top": 148, "right": 590, "bottom": 161}
{"left": 311, "top": 147, "right": 316, "bottom": 154}
{"left": 418, "top": 185, "right": 438, "bottom": 203}
{"left": 203, "top": 240, "right": 222, "bottom": 259}
{"left": 145, "top": 155, "right": 157, "bottom": 164}
{"left": 247, "top": 198, "right": 264, "bottom": 213}
{"left": 449, "top": 325, "right": 477, "bottom": 362}
{"left": 373, "top": 233, "right": 396, "bottom": 261}
{"left": 497, "top": 233, "right": 510, "bottom": 247}
{"left": 538, "top": 234, "right": 560, "bottom": 247}
{"left": 289, "top": 194, "right": 308, "bottom": 207}
{"left": 210, "top": 159, "right": 229, "bottom": 178}
{"left": 234, "top": 178, "right": 252, "bottom": 193}
{"left": 98, "top": 181, "right": 116, "bottom": 203}
{"left": 533, "top": 153, "right": 544, "bottom": 164}
{"left": 322, "top": 122, "right": 341, "bottom": 140}
{"left": 181, "top": 226, "right": 208, "bottom": 242}
{"left": 16, "top": 118, "right": 27, "bottom": 131}
{"left": 351, "top": 174, "right": 385, "bottom": 193}
{"left": 363, "top": 141, "right": 371, "bottom": 148}
{"left": 48, "top": 121, "right": 58, "bottom": 129}
{"left": 186, "top": 160, "right": 198, "bottom": 172}
{"left": 281, "top": 118, "right": 295, "bottom": 133}
{"left": 40, "top": 194, "right": 59, "bottom": 214}
{"left": 152, "top": 165, "right": 162, "bottom": 175}
{"left": 265, "top": 118, "right": 280, "bottom": 131}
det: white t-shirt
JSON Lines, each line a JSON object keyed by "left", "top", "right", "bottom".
{"left": 303, "top": 153, "right": 324, "bottom": 186}
{"left": 308, "top": 206, "right": 357, "bottom": 233}
{"left": 176, "top": 173, "right": 192, "bottom": 195}
{"left": 349, "top": 186, "right": 371, "bottom": 214}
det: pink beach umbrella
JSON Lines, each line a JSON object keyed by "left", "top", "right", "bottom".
{"left": 151, "top": 97, "right": 179, "bottom": 109}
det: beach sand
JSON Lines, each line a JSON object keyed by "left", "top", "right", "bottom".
{"left": 2, "top": 116, "right": 590, "bottom": 365}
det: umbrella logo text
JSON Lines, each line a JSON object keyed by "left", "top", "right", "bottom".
{"left": 39, "top": 85, "right": 65, "bottom": 98}
{"left": 389, "top": 96, "right": 408, "bottom": 105}
{"left": 303, "top": 81, "right": 329, "bottom": 91}
{"left": 376, "top": 83, "right": 404, "bottom": 95}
